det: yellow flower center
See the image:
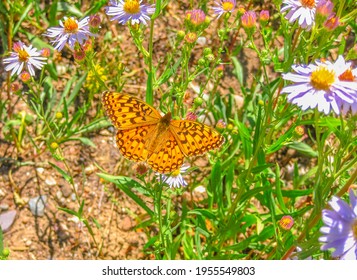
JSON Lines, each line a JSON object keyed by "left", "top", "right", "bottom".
{"left": 222, "top": 1, "right": 234, "bottom": 11}
{"left": 171, "top": 169, "right": 181, "bottom": 177}
{"left": 300, "top": 0, "right": 315, "bottom": 9}
{"left": 338, "top": 68, "right": 355, "bottom": 82}
{"left": 64, "top": 18, "right": 79, "bottom": 33}
{"left": 17, "top": 49, "right": 30, "bottom": 62}
{"left": 310, "top": 66, "right": 335, "bottom": 91}
{"left": 123, "top": 0, "right": 140, "bottom": 14}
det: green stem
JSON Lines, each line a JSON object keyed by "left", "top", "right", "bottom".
{"left": 146, "top": 19, "right": 155, "bottom": 105}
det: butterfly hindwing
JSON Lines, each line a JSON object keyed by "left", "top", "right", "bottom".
{"left": 116, "top": 125, "right": 156, "bottom": 162}
{"left": 147, "top": 131, "right": 185, "bottom": 173}
{"left": 169, "top": 120, "right": 225, "bottom": 156}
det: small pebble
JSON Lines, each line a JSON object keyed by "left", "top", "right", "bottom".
{"left": 36, "top": 167, "right": 44, "bottom": 174}
{"left": 56, "top": 191, "right": 63, "bottom": 200}
{"left": 197, "top": 36, "right": 207, "bottom": 46}
{"left": 0, "top": 203, "right": 9, "bottom": 211}
{"left": 61, "top": 185, "right": 72, "bottom": 198}
{"left": 120, "top": 216, "right": 133, "bottom": 231}
{"left": 71, "top": 193, "right": 76, "bottom": 201}
{"left": 0, "top": 210, "right": 17, "bottom": 232}
{"left": 84, "top": 165, "right": 96, "bottom": 175}
{"left": 0, "top": 188, "right": 5, "bottom": 200}
{"left": 45, "top": 176, "right": 57, "bottom": 186}
{"left": 194, "top": 186, "right": 206, "bottom": 194}
{"left": 25, "top": 240, "right": 32, "bottom": 246}
{"left": 28, "top": 195, "right": 47, "bottom": 217}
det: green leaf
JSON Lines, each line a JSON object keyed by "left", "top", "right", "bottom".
{"left": 13, "top": 3, "right": 33, "bottom": 36}
{"left": 281, "top": 188, "right": 314, "bottom": 198}
{"left": 64, "top": 137, "right": 96, "bottom": 148}
{"left": 58, "top": 207, "right": 78, "bottom": 216}
{"left": 97, "top": 173, "right": 154, "bottom": 216}
{"left": 156, "top": 57, "right": 182, "bottom": 86}
{"left": 287, "top": 141, "right": 318, "bottom": 157}
{"left": 49, "top": 162, "right": 73, "bottom": 184}
{"left": 231, "top": 56, "right": 244, "bottom": 85}
{"left": 57, "top": 2, "right": 83, "bottom": 17}
{"left": 188, "top": 209, "right": 216, "bottom": 220}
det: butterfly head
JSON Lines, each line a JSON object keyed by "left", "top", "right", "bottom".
{"left": 160, "top": 112, "right": 172, "bottom": 126}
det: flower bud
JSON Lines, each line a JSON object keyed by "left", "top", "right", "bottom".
{"left": 216, "top": 119, "right": 226, "bottom": 129}
{"left": 205, "top": 54, "right": 215, "bottom": 62}
{"left": 177, "top": 30, "right": 185, "bottom": 40}
{"left": 194, "top": 97, "right": 203, "bottom": 107}
{"left": 259, "top": 10, "right": 270, "bottom": 23}
{"left": 316, "top": 0, "right": 334, "bottom": 22}
{"left": 185, "top": 32, "right": 197, "bottom": 44}
{"left": 73, "top": 49, "right": 86, "bottom": 61}
{"left": 279, "top": 215, "right": 294, "bottom": 230}
{"left": 203, "top": 48, "right": 212, "bottom": 56}
{"left": 241, "top": 11, "right": 257, "bottom": 29}
{"left": 324, "top": 14, "right": 339, "bottom": 31}
{"left": 50, "top": 142, "right": 59, "bottom": 150}
{"left": 41, "top": 48, "right": 51, "bottom": 57}
{"left": 20, "top": 71, "right": 31, "bottom": 83}
{"left": 186, "top": 111, "right": 198, "bottom": 121}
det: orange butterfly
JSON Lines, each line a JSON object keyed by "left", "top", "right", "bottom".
{"left": 102, "top": 92, "right": 224, "bottom": 174}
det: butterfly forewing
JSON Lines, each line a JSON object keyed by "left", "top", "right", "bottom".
{"left": 102, "top": 91, "right": 161, "bottom": 129}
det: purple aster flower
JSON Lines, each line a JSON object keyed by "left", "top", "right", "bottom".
{"left": 44, "top": 17, "right": 94, "bottom": 51}
{"left": 3, "top": 41, "right": 47, "bottom": 77}
{"left": 319, "top": 189, "right": 357, "bottom": 260}
{"left": 212, "top": 0, "right": 236, "bottom": 19}
{"left": 281, "top": 57, "right": 357, "bottom": 115}
{"left": 105, "top": 0, "right": 155, "bottom": 25}
{"left": 281, "top": 0, "right": 320, "bottom": 30}
{"left": 157, "top": 165, "right": 189, "bottom": 188}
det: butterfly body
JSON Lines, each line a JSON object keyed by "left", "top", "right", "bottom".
{"left": 102, "top": 92, "right": 224, "bottom": 174}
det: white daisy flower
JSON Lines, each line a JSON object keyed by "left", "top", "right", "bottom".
{"left": 281, "top": 0, "right": 320, "bottom": 30}
{"left": 105, "top": 0, "right": 155, "bottom": 25}
{"left": 3, "top": 41, "right": 47, "bottom": 77}
{"left": 281, "top": 56, "right": 357, "bottom": 115}
{"left": 44, "top": 16, "right": 94, "bottom": 51}
{"left": 157, "top": 165, "right": 189, "bottom": 188}
{"left": 212, "top": 0, "right": 236, "bottom": 19}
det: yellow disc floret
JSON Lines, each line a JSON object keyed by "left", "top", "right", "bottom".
{"left": 300, "top": 0, "right": 315, "bottom": 9}
{"left": 222, "top": 1, "right": 234, "bottom": 11}
{"left": 123, "top": 0, "right": 140, "bottom": 14}
{"left": 310, "top": 66, "right": 335, "bottom": 91}
{"left": 18, "top": 49, "right": 30, "bottom": 62}
{"left": 171, "top": 169, "right": 181, "bottom": 177}
{"left": 64, "top": 18, "right": 79, "bottom": 34}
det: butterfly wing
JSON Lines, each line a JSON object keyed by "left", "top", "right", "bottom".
{"left": 102, "top": 91, "right": 161, "bottom": 129}
{"left": 116, "top": 125, "right": 156, "bottom": 162}
{"left": 147, "top": 130, "right": 185, "bottom": 173}
{"left": 169, "top": 120, "right": 225, "bottom": 156}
